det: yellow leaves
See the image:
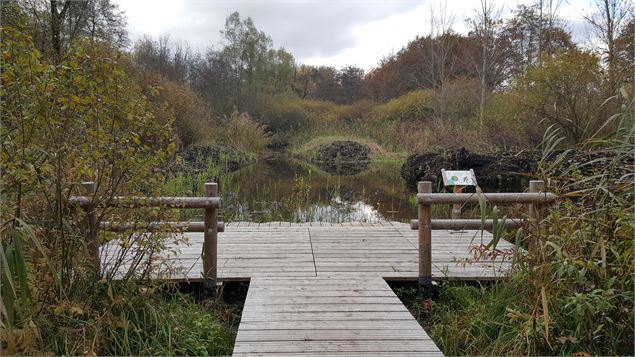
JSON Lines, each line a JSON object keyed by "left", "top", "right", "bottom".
{"left": 73, "top": 76, "right": 86, "bottom": 87}
{"left": 3, "top": 50, "right": 12, "bottom": 61}
{"left": 120, "top": 237, "right": 130, "bottom": 249}
{"left": 107, "top": 283, "right": 114, "bottom": 302}
{"left": 2, "top": 69, "right": 14, "bottom": 86}
{"left": 167, "top": 142, "right": 176, "bottom": 155}
{"left": 572, "top": 352, "right": 591, "bottom": 357}
{"left": 52, "top": 301, "right": 86, "bottom": 316}
{"left": 130, "top": 132, "right": 141, "bottom": 146}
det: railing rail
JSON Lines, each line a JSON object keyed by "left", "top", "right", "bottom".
{"left": 99, "top": 221, "right": 225, "bottom": 232}
{"left": 70, "top": 181, "right": 223, "bottom": 296}
{"left": 410, "top": 219, "right": 522, "bottom": 230}
{"left": 416, "top": 192, "right": 557, "bottom": 205}
{"left": 69, "top": 196, "right": 221, "bottom": 209}
{"left": 411, "top": 180, "right": 555, "bottom": 295}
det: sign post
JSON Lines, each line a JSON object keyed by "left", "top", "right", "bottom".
{"left": 441, "top": 169, "right": 477, "bottom": 220}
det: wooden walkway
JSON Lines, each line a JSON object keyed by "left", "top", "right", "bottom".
{"left": 101, "top": 221, "right": 515, "bottom": 356}
{"left": 234, "top": 276, "right": 442, "bottom": 356}
{"left": 103, "top": 221, "right": 513, "bottom": 280}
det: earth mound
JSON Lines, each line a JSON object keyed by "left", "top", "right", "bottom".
{"left": 400, "top": 148, "right": 536, "bottom": 192}
{"left": 312, "top": 141, "right": 372, "bottom": 176}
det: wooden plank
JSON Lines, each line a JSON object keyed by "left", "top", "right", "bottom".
{"left": 245, "top": 295, "right": 400, "bottom": 303}
{"left": 249, "top": 287, "right": 396, "bottom": 293}
{"left": 235, "top": 329, "right": 429, "bottom": 342}
{"left": 242, "top": 304, "right": 408, "bottom": 313}
{"left": 233, "top": 340, "right": 441, "bottom": 353}
{"left": 234, "top": 276, "right": 443, "bottom": 356}
{"left": 238, "top": 319, "right": 423, "bottom": 330}
{"left": 233, "top": 352, "right": 442, "bottom": 357}
{"left": 104, "top": 224, "right": 514, "bottom": 283}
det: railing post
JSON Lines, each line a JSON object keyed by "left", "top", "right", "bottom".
{"left": 418, "top": 181, "right": 432, "bottom": 295}
{"left": 81, "top": 181, "right": 99, "bottom": 273}
{"left": 203, "top": 182, "right": 218, "bottom": 297}
{"left": 528, "top": 180, "right": 545, "bottom": 225}
{"left": 451, "top": 185, "right": 463, "bottom": 220}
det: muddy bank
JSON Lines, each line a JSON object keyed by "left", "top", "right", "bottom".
{"left": 311, "top": 141, "right": 372, "bottom": 176}
{"left": 401, "top": 148, "right": 536, "bottom": 192}
{"left": 401, "top": 148, "right": 634, "bottom": 192}
{"left": 166, "top": 144, "right": 256, "bottom": 175}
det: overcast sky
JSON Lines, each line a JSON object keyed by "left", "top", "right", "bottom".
{"left": 113, "top": 0, "right": 598, "bottom": 70}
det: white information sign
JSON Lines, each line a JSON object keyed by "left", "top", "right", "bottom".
{"left": 441, "top": 169, "right": 477, "bottom": 186}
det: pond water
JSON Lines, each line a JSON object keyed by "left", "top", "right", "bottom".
{"left": 219, "top": 153, "right": 417, "bottom": 223}
{"left": 163, "top": 151, "right": 531, "bottom": 223}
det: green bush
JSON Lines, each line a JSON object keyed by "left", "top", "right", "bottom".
{"left": 99, "top": 290, "right": 235, "bottom": 356}
{"left": 217, "top": 111, "right": 270, "bottom": 153}
{"left": 138, "top": 71, "right": 215, "bottom": 148}
{"left": 336, "top": 99, "right": 376, "bottom": 122}
{"left": 479, "top": 91, "right": 543, "bottom": 149}
{"left": 255, "top": 95, "right": 343, "bottom": 132}
{"left": 518, "top": 50, "right": 607, "bottom": 143}
{"left": 434, "top": 77, "right": 480, "bottom": 120}
{"left": 401, "top": 93, "right": 634, "bottom": 356}
{"left": 371, "top": 89, "right": 435, "bottom": 122}
{"left": 0, "top": 20, "right": 236, "bottom": 356}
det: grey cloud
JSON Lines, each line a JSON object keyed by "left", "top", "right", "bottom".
{"left": 127, "top": 1, "right": 422, "bottom": 60}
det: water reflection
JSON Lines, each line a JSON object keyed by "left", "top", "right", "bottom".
{"left": 293, "top": 198, "right": 385, "bottom": 222}
{"left": 221, "top": 154, "right": 416, "bottom": 223}
{"left": 312, "top": 160, "right": 370, "bottom": 176}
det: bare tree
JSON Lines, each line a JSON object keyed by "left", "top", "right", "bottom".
{"left": 469, "top": 0, "right": 503, "bottom": 127}
{"left": 584, "top": 0, "right": 634, "bottom": 91}
{"left": 17, "top": 0, "right": 127, "bottom": 61}
{"left": 424, "top": 1, "right": 457, "bottom": 120}
{"left": 536, "top": 0, "right": 564, "bottom": 62}
{"left": 427, "top": 1, "right": 455, "bottom": 90}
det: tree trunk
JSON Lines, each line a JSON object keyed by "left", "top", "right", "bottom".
{"left": 50, "top": 0, "right": 70, "bottom": 61}
{"left": 603, "top": 0, "right": 616, "bottom": 91}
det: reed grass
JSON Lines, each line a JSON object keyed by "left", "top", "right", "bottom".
{"left": 394, "top": 90, "right": 634, "bottom": 356}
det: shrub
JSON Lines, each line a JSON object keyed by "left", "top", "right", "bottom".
{"left": 518, "top": 50, "right": 607, "bottom": 143}
{"left": 336, "top": 99, "right": 376, "bottom": 122}
{"left": 255, "top": 95, "right": 343, "bottom": 132}
{"left": 134, "top": 70, "right": 215, "bottom": 148}
{"left": 217, "top": 111, "right": 270, "bottom": 153}
{"left": 372, "top": 89, "right": 435, "bottom": 122}
{"left": 410, "top": 93, "right": 634, "bottom": 356}
{"left": 480, "top": 91, "right": 544, "bottom": 149}
{"left": 0, "top": 21, "right": 237, "bottom": 356}
{"left": 434, "top": 77, "right": 480, "bottom": 120}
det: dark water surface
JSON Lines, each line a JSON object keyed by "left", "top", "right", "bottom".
{"left": 220, "top": 154, "right": 417, "bottom": 223}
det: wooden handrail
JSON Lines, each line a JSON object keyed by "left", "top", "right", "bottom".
{"left": 99, "top": 221, "right": 225, "bottom": 233}
{"left": 75, "top": 181, "right": 222, "bottom": 297}
{"left": 410, "top": 219, "right": 522, "bottom": 230}
{"left": 69, "top": 196, "right": 221, "bottom": 209}
{"left": 416, "top": 192, "right": 557, "bottom": 205}
{"left": 413, "top": 179, "right": 554, "bottom": 296}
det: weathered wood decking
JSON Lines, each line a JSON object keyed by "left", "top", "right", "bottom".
{"left": 102, "top": 221, "right": 514, "bottom": 356}
{"left": 234, "top": 276, "right": 443, "bottom": 356}
{"left": 103, "top": 221, "right": 513, "bottom": 280}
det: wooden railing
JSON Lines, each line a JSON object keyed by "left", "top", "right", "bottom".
{"left": 69, "top": 181, "right": 224, "bottom": 294}
{"left": 410, "top": 180, "right": 557, "bottom": 294}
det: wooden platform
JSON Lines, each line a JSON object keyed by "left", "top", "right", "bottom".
{"left": 234, "top": 276, "right": 443, "bottom": 356}
{"left": 102, "top": 221, "right": 513, "bottom": 281}
{"left": 101, "top": 221, "right": 515, "bottom": 356}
